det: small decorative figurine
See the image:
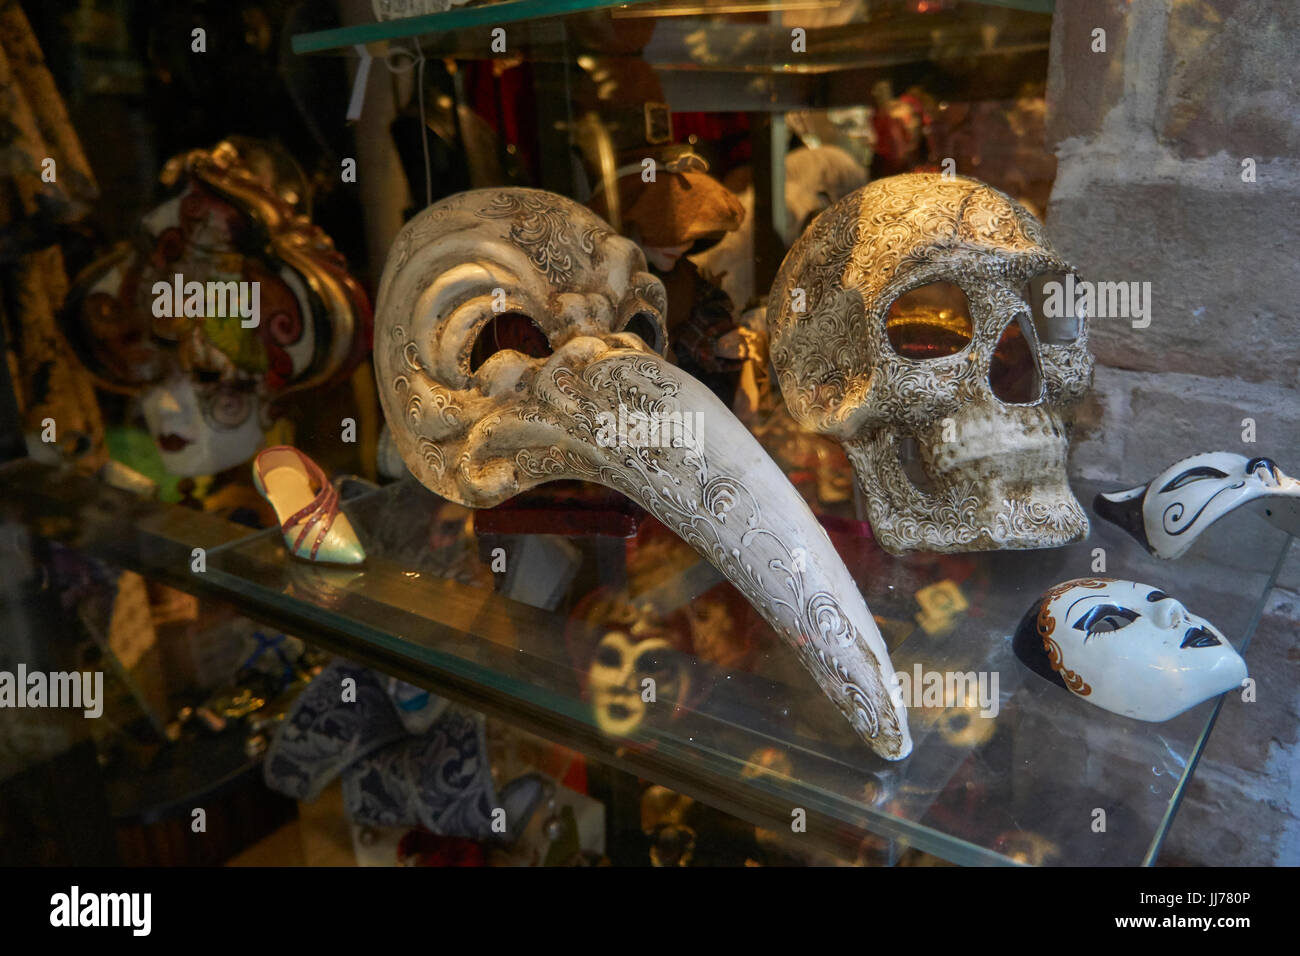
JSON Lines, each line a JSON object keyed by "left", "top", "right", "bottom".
{"left": 768, "top": 172, "right": 1094, "bottom": 554}
{"left": 1095, "top": 452, "right": 1300, "bottom": 559}
{"left": 1013, "top": 578, "right": 1247, "bottom": 722}
{"left": 374, "top": 186, "right": 912, "bottom": 760}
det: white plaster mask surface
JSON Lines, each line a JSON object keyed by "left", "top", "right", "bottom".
{"left": 375, "top": 187, "right": 911, "bottom": 759}
{"left": 1015, "top": 578, "right": 1247, "bottom": 722}
{"left": 1095, "top": 452, "right": 1300, "bottom": 560}
{"left": 768, "top": 173, "right": 1094, "bottom": 554}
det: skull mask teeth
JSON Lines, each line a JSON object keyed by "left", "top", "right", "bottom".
{"left": 375, "top": 187, "right": 913, "bottom": 760}
{"left": 769, "top": 173, "right": 1094, "bottom": 554}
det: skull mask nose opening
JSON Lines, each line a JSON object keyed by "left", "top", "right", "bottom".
{"left": 470, "top": 312, "right": 553, "bottom": 372}
{"left": 989, "top": 313, "right": 1041, "bottom": 404}
{"left": 898, "top": 434, "right": 939, "bottom": 495}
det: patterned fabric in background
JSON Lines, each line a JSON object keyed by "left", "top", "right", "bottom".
{"left": 263, "top": 660, "right": 409, "bottom": 802}
{"left": 0, "top": 0, "right": 104, "bottom": 471}
{"left": 265, "top": 659, "right": 504, "bottom": 840}
{"left": 342, "top": 707, "right": 497, "bottom": 837}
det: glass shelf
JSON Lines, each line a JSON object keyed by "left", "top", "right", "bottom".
{"left": 291, "top": 0, "right": 650, "bottom": 54}
{"left": 2, "top": 452, "right": 1287, "bottom": 866}
{"left": 292, "top": 0, "right": 1053, "bottom": 79}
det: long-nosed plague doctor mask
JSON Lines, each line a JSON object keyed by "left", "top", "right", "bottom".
{"left": 373, "top": 188, "right": 914, "bottom": 759}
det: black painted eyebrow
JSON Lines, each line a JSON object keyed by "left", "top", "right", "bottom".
{"left": 1160, "top": 466, "right": 1230, "bottom": 492}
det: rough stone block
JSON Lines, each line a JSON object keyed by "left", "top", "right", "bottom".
{"left": 1157, "top": 0, "right": 1300, "bottom": 161}
{"left": 1069, "top": 365, "right": 1300, "bottom": 484}
{"left": 1048, "top": 181, "right": 1300, "bottom": 387}
{"left": 1045, "top": 0, "right": 1132, "bottom": 146}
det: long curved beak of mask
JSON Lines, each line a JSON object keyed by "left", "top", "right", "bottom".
{"left": 402, "top": 336, "right": 913, "bottom": 760}
{"left": 542, "top": 341, "right": 910, "bottom": 757}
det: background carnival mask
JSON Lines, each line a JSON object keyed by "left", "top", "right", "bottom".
{"left": 374, "top": 187, "right": 912, "bottom": 759}
{"left": 1013, "top": 577, "right": 1247, "bottom": 722}
{"left": 62, "top": 139, "right": 370, "bottom": 477}
{"left": 769, "top": 172, "right": 1093, "bottom": 554}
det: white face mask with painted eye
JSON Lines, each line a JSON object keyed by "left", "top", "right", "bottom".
{"left": 1014, "top": 578, "right": 1247, "bottom": 722}
{"left": 1096, "top": 452, "right": 1300, "bottom": 559}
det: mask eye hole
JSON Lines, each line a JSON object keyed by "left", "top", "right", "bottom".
{"left": 1073, "top": 604, "right": 1139, "bottom": 637}
{"left": 989, "top": 314, "right": 1042, "bottom": 404}
{"left": 621, "top": 311, "right": 664, "bottom": 354}
{"left": 469, "top": 312, "right": 552, "bottom": 373}
{"left": 1026, "top": 272, "right": 1084, "bottom": 344}
{"left": 595, "top": 644, "right": 624, "bottom": 669}
{"left": 884, "top": 281, "right": 973, "bottom": 360}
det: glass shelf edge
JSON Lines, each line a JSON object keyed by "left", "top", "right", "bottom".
{"left": 291, "top": 0, "right": 1053, "bottom": 56}
{"left": 291, "top": 0, "right": 655, "bottom": 54}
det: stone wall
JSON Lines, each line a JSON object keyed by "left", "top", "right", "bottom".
{"left": 1045, "top": 0, "right": 1300, "bottom": 865}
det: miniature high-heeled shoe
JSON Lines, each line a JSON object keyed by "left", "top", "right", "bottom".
{"left": 252, "top": 445, "right": 366, "bottom": 564}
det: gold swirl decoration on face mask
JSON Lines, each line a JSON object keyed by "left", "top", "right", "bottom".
{"left": 1035, "top": 577, "right": 1111, "bottom": 697}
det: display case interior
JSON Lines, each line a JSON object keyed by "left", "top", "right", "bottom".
{"left": 2, "top": 0, "right": 1296, "bottom": 869}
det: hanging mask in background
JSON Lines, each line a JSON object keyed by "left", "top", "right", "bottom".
{"left": 61, "top": 139, "right": 371, "bottom": 477}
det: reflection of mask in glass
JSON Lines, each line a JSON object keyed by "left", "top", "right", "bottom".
{"left": 587, "top": 631, "right": 688, "bottom": 737}
{"left": 1096, "top": 452, "right": 1300, "bottom": 559}
{"left": 1014, "top": 577, "right": 1247, "bottom": 722}
{"left": 140, "top": 373, "right": 265, "bottom": 477}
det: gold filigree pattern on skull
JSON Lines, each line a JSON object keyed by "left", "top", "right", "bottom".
{"left": 769, "top": 173, "right": 1093, "bottom": 554}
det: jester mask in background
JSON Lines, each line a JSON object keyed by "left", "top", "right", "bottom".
{"left": 62, "top": 139, "right": 371, "bottom": 477}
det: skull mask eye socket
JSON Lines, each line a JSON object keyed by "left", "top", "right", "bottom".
{"left": 469, "top": 312, "right": 553, "bottom": 373}
{"left": 1026, "top": 272, "right": 1085, "bottom": 344}
{"left": 884, "top": 281, "right": 973, "bottom": 359}
{"left": 989, "top": 314, "right": 1042, "bottom": 404}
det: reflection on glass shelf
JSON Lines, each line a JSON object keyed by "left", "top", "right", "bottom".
{"left": 194, "top": 463, "right": 1286, "bottom": 866}
{"left": 293, "top": 0, "right": 1053, "bottom": 76}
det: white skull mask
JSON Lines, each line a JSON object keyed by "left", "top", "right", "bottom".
{"left": 1096, "top": 452, "right": 1300, "bottom": 560}
{"left": 376, "top": 188, "right": 912, "bottom": 760}
{"left": 1014, "top": 578, "right": 1247, "bottom": 722}
{"left": 769, "top": 173, "right": 1094, "bottom": 554}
